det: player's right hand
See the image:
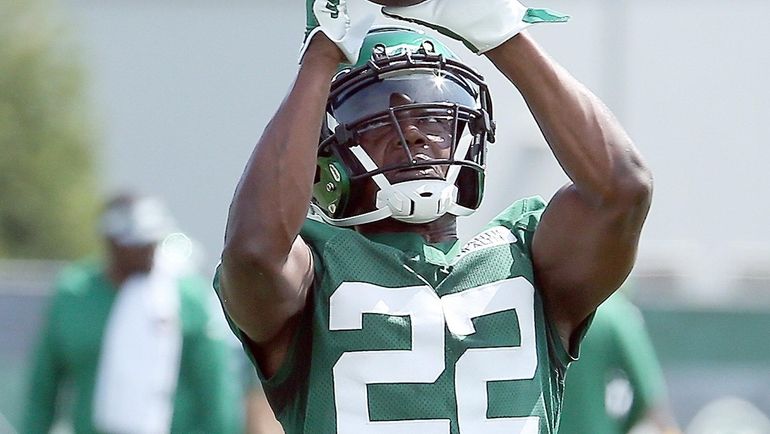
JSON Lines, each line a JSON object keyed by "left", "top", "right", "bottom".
{"left": 382, "top": 0, "right": 569, "bottom": 54}
{"left": 300, "top": 0, "right": 380, "bottom": 64}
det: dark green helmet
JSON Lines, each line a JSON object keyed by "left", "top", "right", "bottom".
{"left": 312, "top": 26, "right": 495, "bottom": 227}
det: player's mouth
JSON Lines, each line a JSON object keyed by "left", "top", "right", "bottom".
{"left": 389, "top": 153, "right": 446, "bottom": 180}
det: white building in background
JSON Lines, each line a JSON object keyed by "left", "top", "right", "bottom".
{"left": 63, "top": 0, "right": 770, "bottom": 304}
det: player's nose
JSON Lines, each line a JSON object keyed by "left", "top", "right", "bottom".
{"left": 401, "top": 122, "right": 429, "bottom": 148}
{"left": 399, "top": 121, "right": 451, "bottom": 160}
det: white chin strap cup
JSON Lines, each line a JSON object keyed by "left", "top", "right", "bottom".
{"left": 310, "top": 178, "right": 475, "bottom": 227}
{"left": 376, "top": 179, "right": 458, "bottom": 224}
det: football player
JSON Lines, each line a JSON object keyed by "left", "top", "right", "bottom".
{"left": 215, "top": 1, "right": 652, "bottom": 433}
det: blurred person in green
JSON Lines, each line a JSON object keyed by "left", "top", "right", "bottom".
{"left": 22, "top": 193, "right": 240, "bottom": 434}
{"left": 558, "top": 292, "right": 680, "bottom": 434}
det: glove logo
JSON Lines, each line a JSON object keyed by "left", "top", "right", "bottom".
{"left": 325, "top": 0, "right": 340, "bottom": 19}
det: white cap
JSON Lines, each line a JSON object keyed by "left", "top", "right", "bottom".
{"left": 100, "top": 196, "right": 176, "bottom": 246}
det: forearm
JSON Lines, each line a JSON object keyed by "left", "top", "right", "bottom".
{"left": 224, "top": 39, "right": 341, "bottom": 261}
{"left": 486, "top": 33, "right": 650, "bottom": 204}
{"left": 220, "top": 38, "right": 341, "bottom": 342}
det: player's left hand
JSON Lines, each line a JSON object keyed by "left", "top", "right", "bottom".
{"left": 301, "top": 0, "right": 380, "bottom": 64}
{"left": 382, "top": 0, "right": 569, "bottom": 54}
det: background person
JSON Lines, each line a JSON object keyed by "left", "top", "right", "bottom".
{"left": 558, "top": 292, "right": 681, "bottom": 434}
{"left": 22, "top": 193, "right": 240, "bottom": 434}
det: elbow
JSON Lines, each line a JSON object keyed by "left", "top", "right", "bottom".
{"left": 601, "top": 153, "right": 654, "bottom": 211}
{"left": 619, "top": 165, "right": 653, "bottom": 208}
{"left": 221, "top": 238, "right": 284, "bottom": 275}
{"left": 610, "top": 162, "right": 653, "bottom": 215}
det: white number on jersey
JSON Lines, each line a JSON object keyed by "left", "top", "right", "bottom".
{"left": 329, "top": 277, "right": 539, "bottom": 434}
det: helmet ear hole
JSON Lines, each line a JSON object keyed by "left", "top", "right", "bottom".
{"left": 313, "top": 157, "right": 351, "bottom": 218}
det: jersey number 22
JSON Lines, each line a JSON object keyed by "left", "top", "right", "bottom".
{"left": 330, "top": 277, "right": 539, "bottom": 434}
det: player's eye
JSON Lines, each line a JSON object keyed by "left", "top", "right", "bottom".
{"left": 356, "top": 120, "right": 397, "bottom": 149}
{"left": 358, "top": 120, "right": 391, "bottom": 134}
{"left": 416, "top": 116, "right": 452, "bottom": 133}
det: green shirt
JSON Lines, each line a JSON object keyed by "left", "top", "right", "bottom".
{"left": 216, "top": 197, "right": 584, "bottom": 434}
{"left": 558, "top": 293, "right": 666, "bottom": 434}
{"left": 22, "top": 260, "right": 241, "bottom": 434}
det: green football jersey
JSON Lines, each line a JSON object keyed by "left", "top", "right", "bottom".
{"left": 215, "top": 197, "right": 577, "bottom": 434}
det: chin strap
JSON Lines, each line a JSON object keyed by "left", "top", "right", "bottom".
{"left": 440, "top": 134, "right": 477, "bottom": 218}
{"left": 340, "top": 141, "right": 475, "bottom": 225}
{"left": 312, "top": 138, "right": 478, "bottom": 227}
{"left": 444, "top": 134, "right": 472, "bottom": 186}
{"left": 310, "top": 202, "right": 392, "bottom": 227}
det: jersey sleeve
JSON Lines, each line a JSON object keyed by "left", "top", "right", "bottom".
{"left": 486, "top": 196, "right": 593, "bottom": 368}
{"left": 485, "top": 196, "right": 547, "bottom": 236}
{"left": 211, "top": 217, "right": 342, "bottom": 418}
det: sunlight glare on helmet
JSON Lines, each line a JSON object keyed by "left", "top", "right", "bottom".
{"left": 431, "top": 73, "right": 447, "bottom": 90}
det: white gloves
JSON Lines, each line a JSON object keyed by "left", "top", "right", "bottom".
{"left": 382, "top": 0, "right": 569, "bottom": 54}
{"left": 300, "top": 0, "right": 380, "bottom": 64}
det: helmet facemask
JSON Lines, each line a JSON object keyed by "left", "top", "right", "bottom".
{"left": 312, "top": 28, "right": 495, "bottom": 227}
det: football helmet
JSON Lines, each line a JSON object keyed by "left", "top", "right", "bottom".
{"left": 311, "top": 26, "right": 495, "bottom": 226}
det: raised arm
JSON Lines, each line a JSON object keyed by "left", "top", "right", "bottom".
{"left": 485, "top": 34, "right": 652, "bottom": 344}
{"left": 382, "top": 1, "right": 652, "bottom": 346}
{"left": 220, "top": 0, "right": 377, "bottom": 375}
{"left": 219, "top": 35, "right": 342, "bottom": 357}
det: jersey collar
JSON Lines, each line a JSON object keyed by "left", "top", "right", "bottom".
{"left": 363, "top": 231, "right": 461, "bottom": 267}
